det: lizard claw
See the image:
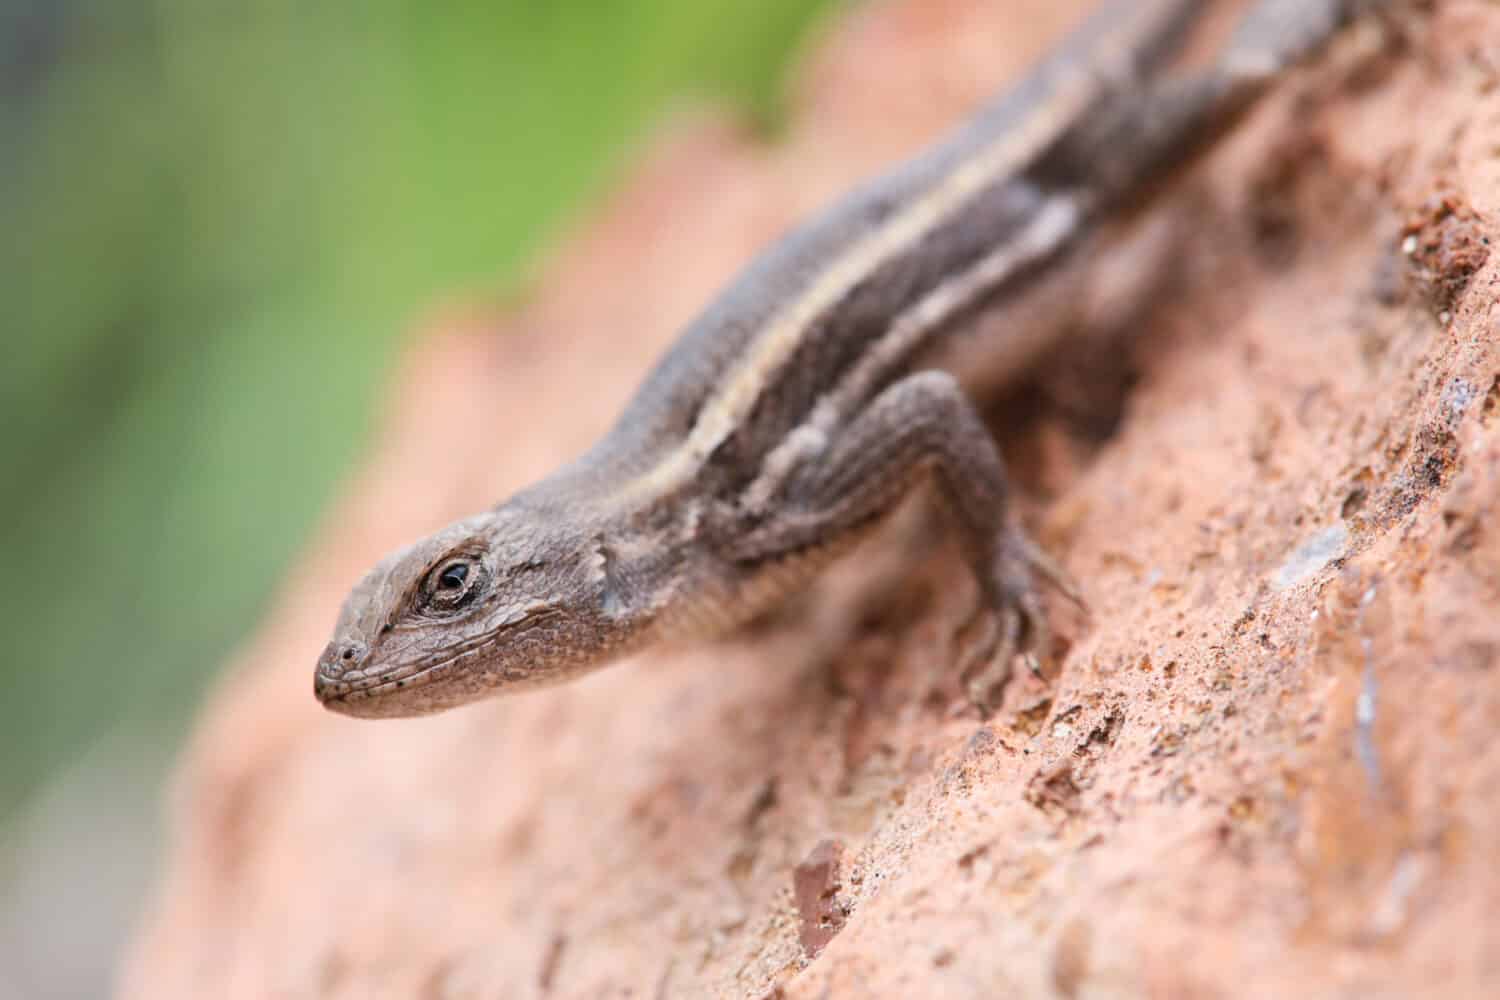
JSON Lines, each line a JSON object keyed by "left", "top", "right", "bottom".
{"left": 954, "top": 524, "right": 1079, "bottom": 715}
{"left": 957, "top": 605, "right": 1018, "bottom": 717}
{"left": 1011, "top": 530, "right": 1088, "bottom": 615}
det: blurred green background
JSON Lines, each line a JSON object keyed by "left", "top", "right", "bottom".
{"left": 0, "top": 0, "right": 834, "bottom": 993}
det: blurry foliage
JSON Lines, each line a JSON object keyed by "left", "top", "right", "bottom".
{"left": 0, "top": 0, "right": 835, "bottom": 816}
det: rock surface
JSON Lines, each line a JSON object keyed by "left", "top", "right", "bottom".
{"left": 122, "top": 2, "right": 1500, "bottom": 997}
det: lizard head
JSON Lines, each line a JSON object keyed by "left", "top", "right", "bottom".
{"left": 313, "top": 508, "right": 630, "bottom": 717}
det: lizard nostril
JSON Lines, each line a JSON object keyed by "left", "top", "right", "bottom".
{"left": 327, "top": 641, "right": 366, "bottom": 670}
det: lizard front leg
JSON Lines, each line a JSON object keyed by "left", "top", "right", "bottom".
{"left": 728, "top": 370, "right": 1075, "bottom": 713}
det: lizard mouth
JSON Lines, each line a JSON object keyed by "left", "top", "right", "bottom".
{"left": 314, "top": 639, "right": 491, "bottom": 716}
{"left": 314, "top": 612, "right": 565, "bottom": 716}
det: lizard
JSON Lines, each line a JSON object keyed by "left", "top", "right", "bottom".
{"left": 315, "top": 0, "right": 1385, "bottom": 719}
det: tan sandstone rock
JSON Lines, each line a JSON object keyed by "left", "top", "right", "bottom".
{"left": 122, "top": 2, "right": 1500, "bottom": 997}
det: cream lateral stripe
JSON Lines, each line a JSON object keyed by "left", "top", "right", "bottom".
{"left": 743, "top": 194, "right": 1083, "bottom": 512}
{"left": 620, "top": 0, "right": 1186, "bottom": 502}
{"left": 819, "top": 195, "right": 1083, "bottom": 430}
{"left": 684, "top": 100, "right": 1089, "bottom": 459}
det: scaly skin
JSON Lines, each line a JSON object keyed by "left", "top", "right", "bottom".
{"left": 314, "top": 0, "right": 1379, "bottom": 719}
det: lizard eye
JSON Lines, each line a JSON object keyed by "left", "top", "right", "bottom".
{"left": 438, "top": 562, "right": 469, "bottom": 590}
{"left": 424, "top": 558, "right": 480, "bottom": 611}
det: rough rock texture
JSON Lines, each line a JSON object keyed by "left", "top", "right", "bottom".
{"left": 121, "top": 2, "right": 1500, "bottom": 997}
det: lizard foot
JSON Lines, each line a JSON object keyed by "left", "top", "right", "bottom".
{"left": 954, "top": 523, "right": 1085, "bottom": 717}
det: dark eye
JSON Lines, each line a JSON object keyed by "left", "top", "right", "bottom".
{"left": 425, "top": 558, "right": 480, "bottom": 611}
{"left": 438, "top": 562, "right": 469, "bottom": 590}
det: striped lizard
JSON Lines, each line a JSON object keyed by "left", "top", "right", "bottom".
{"left": 315, "top": 0, "right": 1385, "bottom": 718}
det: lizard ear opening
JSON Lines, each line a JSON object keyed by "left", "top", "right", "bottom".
{"left": 590, "top": 536, "right": 628, "bottom": 619}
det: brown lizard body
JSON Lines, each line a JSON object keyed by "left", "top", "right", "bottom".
{"left": 315, "top": 0, "right": 1383, "bottom": 718}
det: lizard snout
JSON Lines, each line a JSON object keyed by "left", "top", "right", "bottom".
{"left": 314, "top": 640, "right": 368, "bottom": 701}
